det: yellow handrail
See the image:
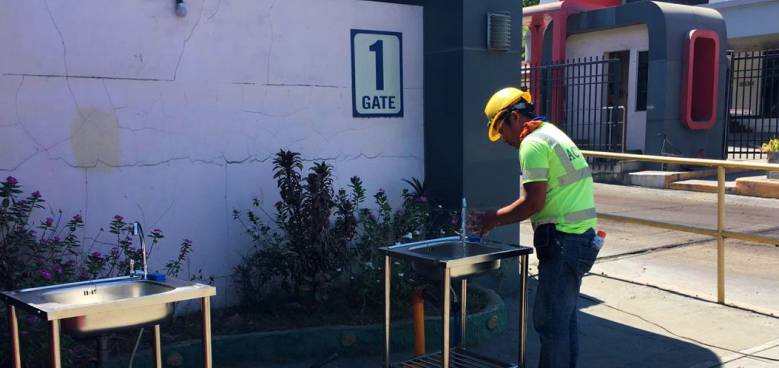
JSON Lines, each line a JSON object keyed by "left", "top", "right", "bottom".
{"left": 582, "top": 150, "right": 779, "bottom": 304}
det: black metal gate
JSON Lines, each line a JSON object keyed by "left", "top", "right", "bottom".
{"left": 521, "top": 56, "right": 624, "bottom": 152}
{"left": 724, "top": 49, "right": 779, "bottom": 159}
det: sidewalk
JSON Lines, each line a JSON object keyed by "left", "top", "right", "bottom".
{"left": 248, "top": 274, "right": 779, "bottom": 368}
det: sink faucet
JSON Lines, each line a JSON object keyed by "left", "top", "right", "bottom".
{"left": 130, "top": 222, "right": 148, "bottom": 280}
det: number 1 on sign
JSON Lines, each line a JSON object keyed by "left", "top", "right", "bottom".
{"left": 369, "top": 40, "right": 384, "bottom": 90}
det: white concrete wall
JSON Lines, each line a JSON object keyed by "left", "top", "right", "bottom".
{"left": 0, "top": 0, "right": 423, "bottom": 304}
{"left": 566, "top": 25, "right": 649, "bottom": 152}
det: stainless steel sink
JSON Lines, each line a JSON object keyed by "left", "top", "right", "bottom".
{"left": 1, "top": 276, "right": 214, "bottom": 336}
{"left": 41, "top": 279, "right": 175, "bottom": 335}
{"left": 3, "top": 276, "right": 217, "bottom": 367}
{"left": 382, "top": 236, "right": 530, "bottom": 279}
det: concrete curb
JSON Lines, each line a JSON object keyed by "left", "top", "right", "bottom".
{"left": 107, "top": 286, "right": 506, "bottom": 367}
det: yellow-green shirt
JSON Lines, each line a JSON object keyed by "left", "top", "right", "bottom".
{"left": 519, "top": 122, "right": 597, "bottom": 234}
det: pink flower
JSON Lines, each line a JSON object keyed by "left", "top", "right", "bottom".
{"left": 5, "top": 176, "right": 17, "bottom": 186}
{"left": 45, "top": 217, "right": 54, "bottom": 226}
{"left": 40, "top": 270, "right": 52, "bottom": 281}
{"left": 114, "top": 215, "right": 124, "bottom": 222}
{"left": 31, "top": 191, "right": 41, "bottom": 199}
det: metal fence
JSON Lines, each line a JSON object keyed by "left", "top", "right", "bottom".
{"left": 725, "top": 49, "right": 779, "bottom": 159}
{"left": 521, "top": 57, "right": 625, "bottom": 153}
{"left": 583, "top": 149, "right": 779, "bottom": 311}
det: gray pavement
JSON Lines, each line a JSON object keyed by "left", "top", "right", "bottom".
{"left": 244, "top": 183, "right": 779, "bottom": 367}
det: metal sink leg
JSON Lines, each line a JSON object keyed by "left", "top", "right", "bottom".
{"left": 49, "top": 320, "right": 61, "bottom": 368}
{"left": 201, "top": 297, "right": 213, "bottom": 368}
{"left": 442, "top": 267, "right": 451, "bottom": 368}
{"left": 519, "top": 254, "right": 529, "bottom": 368}
{"left": 384, "top": 255, "right": 391, "bottom": 368}
{"left": 7, "top": 305, "right": 21, "bottom": 368}
{"left": 460, "top": 279, "right": 467, "bottom": 347}
{"left": 153, "top": 324, "right": 162, "bottom": 368}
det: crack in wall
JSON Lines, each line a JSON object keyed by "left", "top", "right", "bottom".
{"left": 207, "top": 0, "right": 223, "bottom": 21}
{"left": 265, "top": 0, "right": 278, "bottom": 84}
{"left": 3, "top": 72, "right": 174, "bottom": 82}
{"left": 42, "top": 0, "right": 84, "bottom": 120}
{"left": 14, "top": 76, "right": 45, "bottom": 150}
{"left": 172, "top": 0, "right": 206, "bottom": 81}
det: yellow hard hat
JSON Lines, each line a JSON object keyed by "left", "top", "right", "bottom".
{"left": 484, "top": 87, "right": 533, "bottom": 142}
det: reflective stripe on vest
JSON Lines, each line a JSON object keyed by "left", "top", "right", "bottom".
{"left": 532, "top": 207, "right": 597, "bottom": 229}
{"left": 523, "top": 168, "right": 549, "bottom": 181}
{"left": 531, "top": 132, "right": 592, "bottom": 187}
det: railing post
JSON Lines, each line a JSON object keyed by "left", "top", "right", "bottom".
{"left": 717, "top": 166, "right": 726, "bottom": 304}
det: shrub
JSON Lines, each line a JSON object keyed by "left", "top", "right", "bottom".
{"left": 233, "top": 150, "right": 458, "bottom": 320}
{"left": 0, "top": 176, "right": 204, "bottom": 367}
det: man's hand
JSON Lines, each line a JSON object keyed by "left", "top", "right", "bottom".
{"left": 469, "top": 210, "right": 499, "bottom": 236}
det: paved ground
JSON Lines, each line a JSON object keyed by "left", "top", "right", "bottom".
{"left": 245, "top": 183, "right": 779, "bottom": 368}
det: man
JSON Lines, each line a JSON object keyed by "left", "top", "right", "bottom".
{"left": 470, "top": 87, "right": 600, "bottom": 368}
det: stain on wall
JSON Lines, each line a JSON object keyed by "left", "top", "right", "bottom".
{"left": 71, "top": 109, "right": 121, "bottom": 168}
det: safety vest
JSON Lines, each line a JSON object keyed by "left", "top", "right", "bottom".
{"left": 519, "top": 122, "right": 597, "bottom": 234}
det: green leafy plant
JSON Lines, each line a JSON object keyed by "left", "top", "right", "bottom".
{"left": 0, "top": 176, "right": 205, "bottom": 367}
{"left": 233, "top": 150, "right": 459, "bottom": 321}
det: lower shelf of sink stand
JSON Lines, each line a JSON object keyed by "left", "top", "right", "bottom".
{"left": 393, "top": 347, "right": 517, "bottom": 368}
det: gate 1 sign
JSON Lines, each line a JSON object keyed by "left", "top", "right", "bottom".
{"left": 351, "top": 29, "right": 403, "bottom": 118}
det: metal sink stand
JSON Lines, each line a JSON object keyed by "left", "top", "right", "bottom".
{"left": 382, "top": 241, "right": 533, "bottom": 368}
{"left": 2, "top": 279, "right": 215, "bottom": 368}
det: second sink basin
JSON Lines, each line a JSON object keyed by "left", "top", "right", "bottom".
{"left": 382, "top": 237, "right": 530, "bottom": 279}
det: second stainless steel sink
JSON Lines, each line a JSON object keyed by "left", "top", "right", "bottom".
{"left": 383, "top": 236, "right": 527, "bottom": 279}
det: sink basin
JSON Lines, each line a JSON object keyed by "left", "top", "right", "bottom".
{"left": 409, "top": 242, "right": 502, "bottom": 279}
{"left": 1, "top": 276, "right": 215, "bottom": 337}
{"left": 382, "top": 237, "right": 532, "bottom": 279}
{"left": 42, "top": 279, "right": 175, "bottom": 336}
{"left": 408, "top": 242, "right": 504, "bottom": 259}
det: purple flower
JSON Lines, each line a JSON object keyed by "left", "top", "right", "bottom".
{"left": 91, "top": 251, "right": 102, "bottom": 258}
{"left": 45, "top": 217, "right": 54, "bottom": 226}
{"left": 73, "top": 214, "right": 82, "bottom": 223}
{"left": 152, "top": 229, "right": 162, "bottom": 233}
{"left": 450, "top": 218, "right": 459, "bottom": 225}
{"left": 40, "top": 270, "right": 52, "bottom": 281}
{"left": 55, "top": 266, "right": 63, "bottom": 274}
{"left": 53, "top": 236, "right": 60, "bottom": 242}
{"left": 378, "top": 188, "right": 385, "bottom": 193}
{"left": 183, "top": 239, "right": 192, "bottom": 245}
{"left": 31, "top": 191, "right": 41, "bottom": 199}
{"left": 17, "top": 200, "right": 27, "bottom": 206}
{"left": 5, "top": 176, "right": 17, "bottom": 186}
{"left": 114, "top": 215, "right": 124, "bottom": 222}
{"left": 415, "top": 196, "right": 428, "bottom": 203}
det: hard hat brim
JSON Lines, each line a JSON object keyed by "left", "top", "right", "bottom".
{"left": 487, "top": 118, "right": 502, "bottom": 142}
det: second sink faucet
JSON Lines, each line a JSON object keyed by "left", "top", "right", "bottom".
{"left": 130, "top": 222, "right": 148, "bottom": 280}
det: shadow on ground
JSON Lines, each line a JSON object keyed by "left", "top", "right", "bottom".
{"left": 245, "top": 277, "right": 722, "bottom": 368}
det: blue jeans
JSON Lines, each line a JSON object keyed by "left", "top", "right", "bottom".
{"left": 533, "top": 227, "right": 598, "bottom": 368}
